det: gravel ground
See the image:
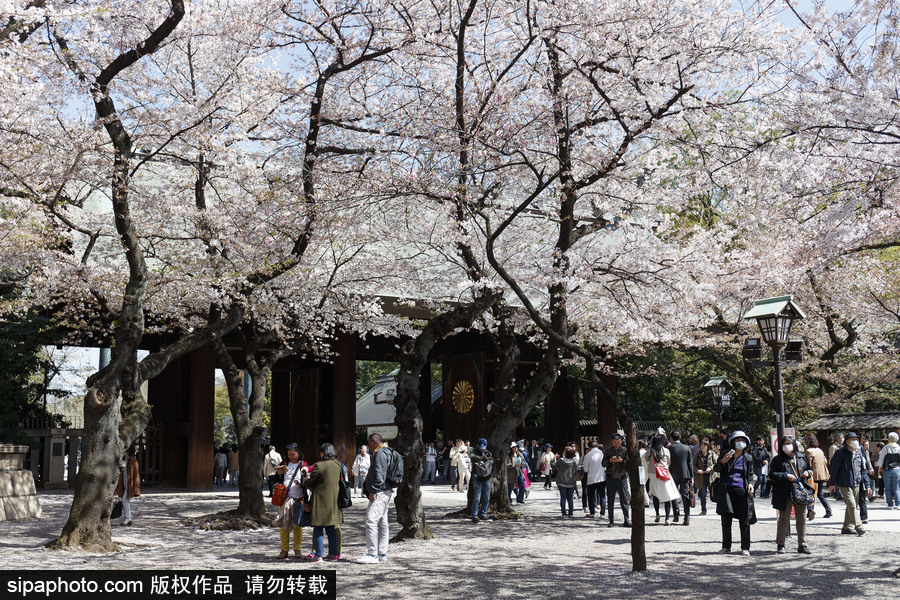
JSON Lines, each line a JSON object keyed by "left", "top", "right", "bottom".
{"left": 1, "top": 483, "right": 898, "bottom": 599}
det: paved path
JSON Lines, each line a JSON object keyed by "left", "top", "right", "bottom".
{"left": 1, "top": 483, "right": 897, "bottom": 599}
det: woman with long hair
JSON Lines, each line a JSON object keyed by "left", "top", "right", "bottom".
{"left": 506, "top": 443, "right": 526, "bottom": 504}
{"left": 642, "top": 434, "right": 679, "bottom": 525}
{"left": 804, "top": 435, "right": 832, "bottom": 519}
{"left": 273, "top": 443, "right": 306, "bottom": 559}
{"left": 693, "top": 438, "right": 717, "bottom": 516}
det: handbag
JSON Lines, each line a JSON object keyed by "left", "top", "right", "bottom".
{"left": 110, "top": 500, "right": 123, "bottom": 520}
{"left": 293, "top": 501, "right": 311, "bottom": 527}
{"left": 747, "top": 495, "right": 758, "bottom": 525}
{"left": 338, "top": 472, "right": 353, "bottom": 510}
{"left": 522, "top": 467, "right": 531, "bottom": 489}
{"left": 788, "top": 459, "right": 816, "bottom": 506}
{"left": 655, "top": 461, "right": 671, "bottom": 481}
{"left": 710, "top": 478, "right": 720, "bottom": 502}
{"left": 272, "top": 462, "right": 302, "bottom": 506}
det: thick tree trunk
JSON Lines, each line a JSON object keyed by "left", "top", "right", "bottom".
{"left": 392, "top": 292, "right": 500, "bottom": 541}
{"left": 52, "top": 381, "right": 132, "bottom": 552}
{"left": 211, "top": 337, "right": 273, "bottom": 519}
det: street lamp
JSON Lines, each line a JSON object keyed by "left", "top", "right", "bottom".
{"left": 743, "top": 295, "right": 805, "bottom": 441}
{"left": 704, "top": 376, "right": 732, "bottom": 431}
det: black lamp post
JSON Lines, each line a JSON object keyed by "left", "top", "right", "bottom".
{"left": 704, "top": 376, "right": 732, "bottom": 432}
{"left": 743, "top": 295, "right": 805, "bottom": 442}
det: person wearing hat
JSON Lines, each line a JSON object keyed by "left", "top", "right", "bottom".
{"left": 470, "top": 438, "right": 494, "bottom": 522}
{"left": 602, "top": 433, "right": 631, "bottom": 527}
{"left": 541, "top": 444, "right": 556, "bottom": 489}
{"left": 768, "top": 435, "right": 814, "bottom": 554}
{"left": 713, "top": 430, "right": 755, "bottom": 556}
{"left": 827, "top": 432, "right": 872, "bottom": 536}
{"left": 507, "top": 442, "right": 527, "bottom": 504}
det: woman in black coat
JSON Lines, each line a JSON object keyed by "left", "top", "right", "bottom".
{"left": 768, "top": 435, "right": 814, "bottom": 555}
{"left": 713, "top": 431, "right": 755, "bottom": 556}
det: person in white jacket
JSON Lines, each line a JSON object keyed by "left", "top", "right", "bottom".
{"left": 456, "top": 446, "right": 471, "bottom": 492}
{"left": 581, "top": 442, "right": 607, "bottom": 517}
{"left": 351, "top": 446, "right": 371, "bottom": 498}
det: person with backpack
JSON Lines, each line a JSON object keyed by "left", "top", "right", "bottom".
{"left": 469, "top": 438, "right": 493, "bottom": 523}
{"left": 356, "top": 433, "right": 396, "bottom": 564}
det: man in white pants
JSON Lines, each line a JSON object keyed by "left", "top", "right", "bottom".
{"left": 356, "top": 433, "right": 394, "bottom": 564}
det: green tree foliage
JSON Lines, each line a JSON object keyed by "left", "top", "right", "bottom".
{"left": 0, "top": 310, "right": 70, "bottom": 444}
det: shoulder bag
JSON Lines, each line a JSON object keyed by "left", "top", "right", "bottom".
{"left": 788, "top": 459, "right": 816, "bottom": 506}
{"left": 272, "top": 461, "right": 302, "bottom": 507}
{"left": 654, "top": 460, "right": 671, "bottom": 481}
{"left": 338, "top": 466, "right": 353, "bottom": 510}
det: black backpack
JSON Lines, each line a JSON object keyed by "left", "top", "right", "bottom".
{"left": 386, "top": 448, "right": 404, "bottom": 488}
{"left": 472, "top": 453, "right": 493, "bottom": 479}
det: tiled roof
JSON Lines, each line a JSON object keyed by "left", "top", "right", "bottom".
{"left": 801, "top": 412, "right": 900, "bottom": 431}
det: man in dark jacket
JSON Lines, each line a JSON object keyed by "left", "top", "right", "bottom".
{"left": 356, "top": 433, "right": 394, "bottom": 564}
{"left": 469, "top": 438, "right": 493, "bottom": 523}
{"left": 602, "top": 433, "right": 630, "bottom": 527}
{"left": 828, "top": 432, "right": 872, "bottom": 536}
{"left": 668, "top": 432, "right": 694, "bottom": 525}
{"left": 751, "top": 436, "right": 771, "bottom": 498}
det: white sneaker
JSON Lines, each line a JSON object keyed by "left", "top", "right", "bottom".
{"left": 378, "top": 553, "right": 388, "bottom": 561}
{"left": 355, "top": 555, "right": 379, "bottom": 564}
{"left": 740, "top": 550, "right": 751, "bottom": 556}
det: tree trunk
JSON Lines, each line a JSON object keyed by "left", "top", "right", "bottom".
{"left": 211, "top": 336, "right": 276, "bottom": 519}
{"left": 392, "top": 292, "right": 500, "bottom": 541}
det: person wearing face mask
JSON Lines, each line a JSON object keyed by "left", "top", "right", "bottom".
{"left": 768, "top": 436, "right": 814, "bottom": 554}
{"left": 713, "top": 431, "right": 755, "bottom": 556}
{"left": 827, "top": 432, "right": 872, "bottom": 536}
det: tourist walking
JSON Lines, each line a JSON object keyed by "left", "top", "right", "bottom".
{"left": 274, "top": 443, "right": 306, "bottom": 559}
{"left": 644, "top": 434, "right": 679, "bottom": 525}
{"left": 668, "top": 431, "right": 693, "bottom": 525}
{"left": 306, "top": 443, "right": 343, "bottom": 562}
{"left": 552, "top": 445, "right": 579, "bottom": 517}
{"left": 828, "top": 432, "right": 872, "bottom": 536}
{"left": 507, "top": 443, "right": 526, "bottom": 504}
{"left": 714, "top": 430, "right": 755, "bottom": 556}
{"left": 456, "top": 444, "right": 471, "bottom": 492}
{"left": 541, "top": 444, "right": 556, "bottom": 489}
{"left": 228, "top": 443, "right": 239, "bottom": 486}
{"left": 693, "top": 438, "right": 717, "bottom": 515}
{"left": 356, "top": 433, "right": 393, "bottom": 564}
{"left": 751, "top": 436, "right": 770, "bottom": 498}
{"left": 114, "top": 447, "right": 140, "bottom": 526}
{"left": 582, "top": 441, "right": 606, "bottom": 517}
{"left": 214, "top": 444, "right": 228, "bottom": 486}
{"left": 804, "top": 435, "right": 832, "bottom": 518}
{"left": 602, "top": 433, "right": 630, "bottom": 527}
{"left": 423, "top": 442, "right": 437, "bottom": 484}
{"left": 877, "top": 432, "right": 900, "bottom": 509}
{"left": 351, "top": 446, "right": 371, "bottom": 498}
{"left": 769, "top": 435, "right": 813, "bottom": 554}
{"left": 470, "top": 438, "right": 493, "bottom": 522}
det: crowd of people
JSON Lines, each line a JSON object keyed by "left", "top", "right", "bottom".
{"left": 240, "top": 425, "right": 900, "bottom": 563}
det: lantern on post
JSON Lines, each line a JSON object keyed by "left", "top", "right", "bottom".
{"left": 704, "top": 376, "right": 732, "bottom": 430}
{"left": 743, "top": 295, "right": 805, "bottom": 441}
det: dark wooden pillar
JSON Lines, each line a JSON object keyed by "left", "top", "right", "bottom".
{"left": 270, "top": 370, "right": 291, "bottom": 453}
{"left": 147, "top": 353, "right": 189, "bottom": 487}
{"left": 545, "top": 372, "right": 577, "bottom": 447}
{"left": 293, "top": 367, "right": 321, "bottom": 463}
{"left": 418, "top": 360, "right": 434, "bottom": 442}
{"left": 597, "top": 373, "right": 618, "bottom": 444}
{"left": 186, "top": 345, "right": 215, "bottom": 491}
{"left": 332, "top": 332, "right": 357, "bottom": 463}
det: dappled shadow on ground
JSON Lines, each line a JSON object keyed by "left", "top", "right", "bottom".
{"left": 0, "top": 490, "right": 897, "bottom": 599}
